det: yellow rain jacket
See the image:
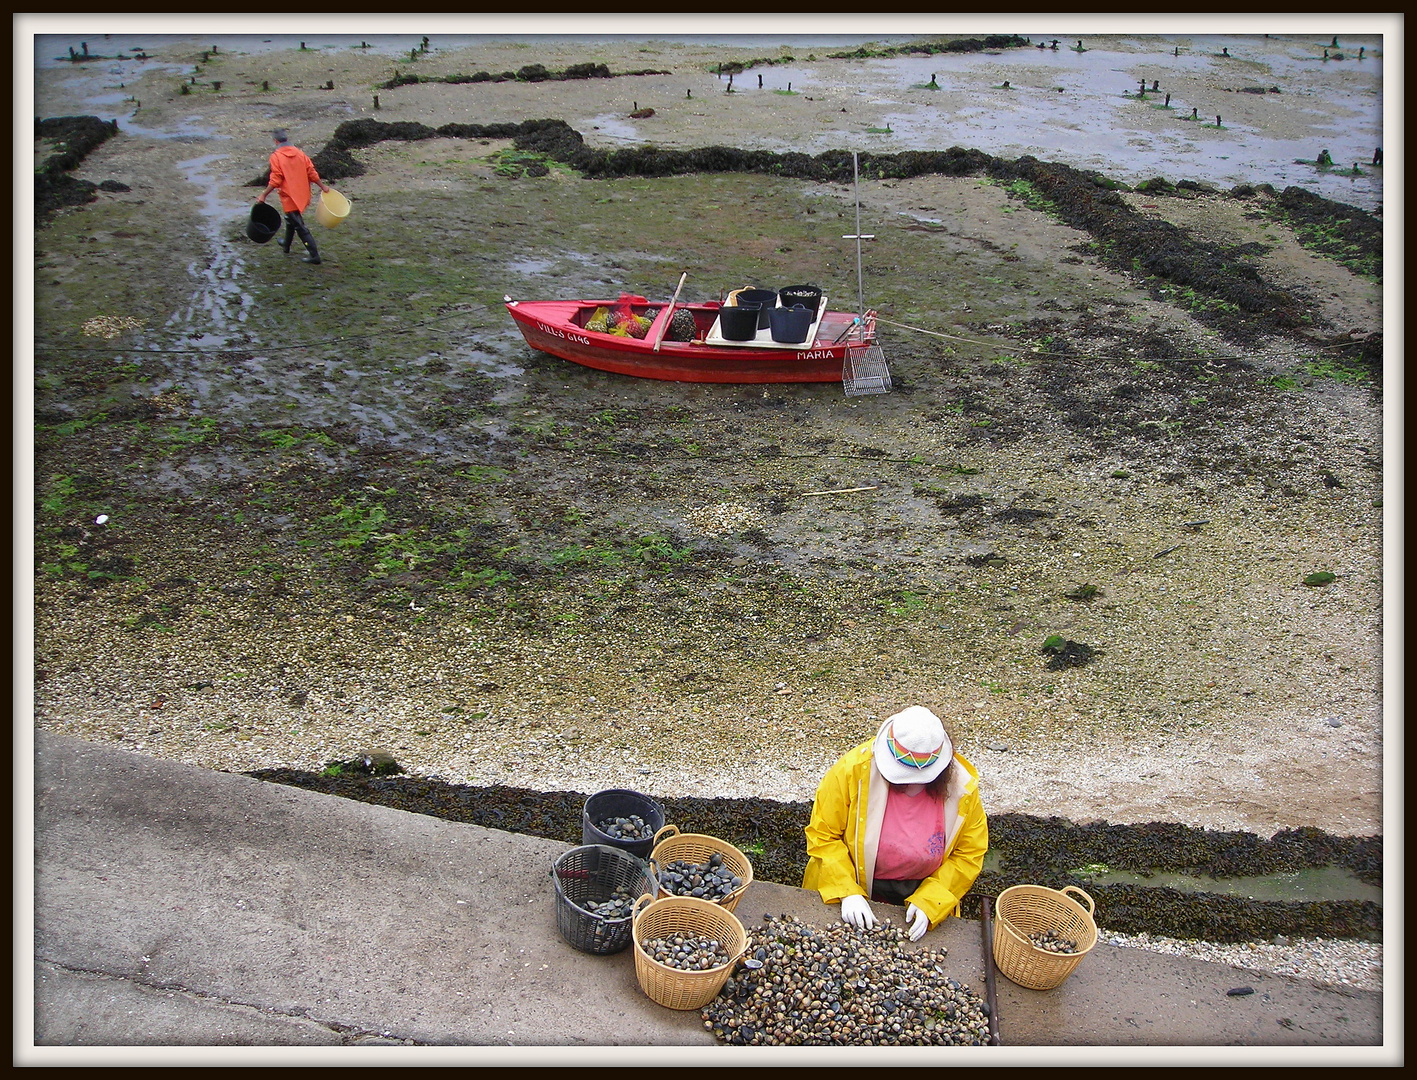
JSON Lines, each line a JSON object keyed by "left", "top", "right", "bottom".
{"left": 802, "top": 741, "right": 988, "bottom": 929}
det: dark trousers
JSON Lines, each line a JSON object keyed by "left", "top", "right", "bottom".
{"left": 872, "top": 878, "right": 923, "bottom": 906}
{"left": 281, "top": 210, "right": 317, "bottom": 254}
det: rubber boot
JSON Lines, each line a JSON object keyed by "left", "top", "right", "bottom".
{"left": 280, "top": 219, "right": 295, "bottom": 255}
{"left": 292, "top": 213, "right": 321, "bottom": 264}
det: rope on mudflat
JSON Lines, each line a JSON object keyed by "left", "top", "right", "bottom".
{"left": 875, "top": 315, "right": 1371, "bottom": 366}
{"left": 33, "top": 307, "right": 1372, "bottom": 366}
{"left": 31, "top": 304, "right": 496, "bottom": 356}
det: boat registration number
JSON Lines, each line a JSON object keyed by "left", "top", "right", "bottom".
{"left": 537, "top": 322, "right": 591, "bottom": 345}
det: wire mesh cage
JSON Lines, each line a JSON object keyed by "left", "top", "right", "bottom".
{"left": 551, "top": 844, "right": 658, "bottom": 955}
{"left": 843, "top": 344, "right": 892, "bottom": 396}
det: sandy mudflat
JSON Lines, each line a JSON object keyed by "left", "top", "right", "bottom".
{"left": 28, "top": 25, "right": 1390, "bottom": 841}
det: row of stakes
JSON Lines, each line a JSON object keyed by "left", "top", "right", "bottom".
{"left": 1030, "top": 37, "right": 1364, "bottom": 59}
{"left": 370, "top": 57, "right": 1383, "bottom": 167}
{"left": 66, "top": 33, "right": 1371, "bottom": 70}
{"left": 143, "top": 34, "right": 1381, "bottom": 167}
{"left": 1121, "top": 75, "right": 1381, "bottom": 167}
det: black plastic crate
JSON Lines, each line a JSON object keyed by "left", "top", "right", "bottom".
{"left": 551, "top": 844, "right": 656, "bottom": 955}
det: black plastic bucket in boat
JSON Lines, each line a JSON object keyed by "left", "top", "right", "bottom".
{"left": 737, "top": 288, "right": 777, "bottom": 329}
{"left": 778, "top": 284, "right": 821, "bottom": 313}
{"left": 247, "top": 201, "right": 282, "bottom": 244}
{"left": 582, "top": 788, "right": 667, "bottom": 859}
{"left": 769, "top": 303, "right": 813, "bottom": 344}
{"left": 718, "top": 303, "right": 761, "bottom": 341}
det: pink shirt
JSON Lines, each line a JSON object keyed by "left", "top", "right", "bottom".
{"left": 873, "top": 783, "right": 946, "bottom": 881}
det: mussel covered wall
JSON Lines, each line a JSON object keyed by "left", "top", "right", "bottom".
{"left": 248, "top": 768, "right": 1383, "bottom": 943}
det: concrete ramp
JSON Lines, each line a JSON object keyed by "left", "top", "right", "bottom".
{"left": 27, "top": 732, "right": 1386, "bottom": 1058}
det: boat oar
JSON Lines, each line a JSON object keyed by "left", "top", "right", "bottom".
{"left": 653, "top": 271, "right": 688, "bottom": 352}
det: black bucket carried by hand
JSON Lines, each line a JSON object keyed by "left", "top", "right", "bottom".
{"left": 247, "top": 201, "right": 282, "bottom": 244}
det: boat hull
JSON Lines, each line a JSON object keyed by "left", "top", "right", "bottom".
{"left": 505, "top": 299, "right": 863, "bottom": 384}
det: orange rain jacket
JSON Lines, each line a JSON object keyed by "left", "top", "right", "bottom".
{"left": 802, "top": 742, "right": 988, "bottom": 929}
{"left": 267, "top": 144, "right": 323, "bottom": 213}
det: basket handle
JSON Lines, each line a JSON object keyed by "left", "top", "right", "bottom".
{"left": 1060, "top": 885, "right": 1096, "bottom": 915}
{"left": 632, "top": 893, "right": 655, "bottom": 919}
{"left": 653, "top": 823, "right": 680, "bottom": 845}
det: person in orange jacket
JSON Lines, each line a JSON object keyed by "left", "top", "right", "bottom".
{"left": 256, "top": 129, "right": 332, "bottom": 264}
{"left": 802, "top": 706, "right": 988, "bottom": 941}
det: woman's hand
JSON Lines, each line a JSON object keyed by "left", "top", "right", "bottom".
{"left": 905, "top": 903, "right": 929, "bottom": 941}
{"left": 840, "top": 894, "right": 877, "bottom": 929}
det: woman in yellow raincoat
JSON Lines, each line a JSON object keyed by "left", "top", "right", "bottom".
{"left": 802, "top": 706, "right": 988, "bottom": 941}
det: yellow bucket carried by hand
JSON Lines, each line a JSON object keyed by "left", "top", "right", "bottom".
{"left": 314, "top": 188, "right": 351, "bottom": 228}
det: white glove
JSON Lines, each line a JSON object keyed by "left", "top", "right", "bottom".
{"left": 905, "top": 903, "right": 929, "bottom": 942}
{"left": 840, "top": 894, "right": 877, "bottom": 929}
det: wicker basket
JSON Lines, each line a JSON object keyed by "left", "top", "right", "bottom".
{"left": 992, "top": 884, "right": 1099, "bottom": 991}
{"left": 550, "top": 845, "right": 657, "bottom": 956}
{"left": 649, "top": 825, "right": 753, "bottom": 912}
{"left": 631, "top": 894, "right": 748, "bottom": 1010}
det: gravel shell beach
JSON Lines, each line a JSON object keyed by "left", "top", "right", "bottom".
{"left": 27, "top": 21, "right": 1393, "bottom": 993}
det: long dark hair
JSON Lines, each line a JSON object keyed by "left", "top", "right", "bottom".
{"left": 925, "top": 756, "right": 955, "bottom": 799}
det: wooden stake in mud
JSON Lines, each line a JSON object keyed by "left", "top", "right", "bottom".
{"left": 653, "top": 271, "right": 688, "bottom": 352}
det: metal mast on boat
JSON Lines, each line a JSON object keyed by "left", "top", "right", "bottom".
{"left": 841, "top": 151, "right": 892, "bottom": 395}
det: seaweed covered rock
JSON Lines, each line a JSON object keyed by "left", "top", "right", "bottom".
{"left": 1274, "top": 185, "right": 1383, "bottom": 279}
{"left": 562, "top": 62, "right": 611, "bottom": 80}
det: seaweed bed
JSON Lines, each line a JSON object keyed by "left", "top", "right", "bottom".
{"left": 295, "top": 117, "right": 1382, "bottom": 364}
{"left": 380, "top": 62, "right": 670, "bottom": 90}
{"left": 247, "top": 767, "right": 1382, "bottom": 944}
{"left": 34, "top": 115, "right": 121, "bottom": 225}
{"left": 35, "top": 108, "right": 1381, "bottom": 373}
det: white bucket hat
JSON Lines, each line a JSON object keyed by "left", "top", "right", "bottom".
{"left": 872, "top": 706, "right": 952, "bottom": 785}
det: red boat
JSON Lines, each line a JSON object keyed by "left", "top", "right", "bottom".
{"left": 504, "top": 294, "right": 881, "bottom": 385}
